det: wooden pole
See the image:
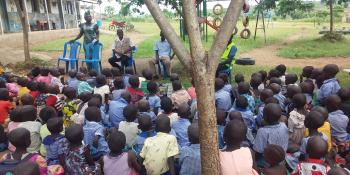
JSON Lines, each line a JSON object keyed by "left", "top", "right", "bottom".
{"left": 23, "top": 0, "right": 31, "bottom": 32}
{"left": 0, "top": 12, "right": 4, "bottom": 35}
{"left": 44, "top": 0, "right": 51, "bottom": 30}
{"left": 60, "top": 0, "right": 66, "bottom": 29}
{"left": 73, "top": 0, "right": 79, "bottom": 28}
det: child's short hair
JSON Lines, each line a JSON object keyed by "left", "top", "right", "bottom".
{"left": 31, "top": 67, "right": 41, "bottom": 77}
{"left": 285, "top": 73, "right": 298, "bottom": 85}
{"left": 20, "top": 94, "right": 34, "bottom": 105}
{"left": 224, "top": 120, "right": 247, "bottom": 146}
{"left": 58, "top": 68, "right": 65, "bottom": 76}
{"left": 147, "top": 81, "right": 158, "bottom": 94}
{"left": 107, "top": 129, "right": 126, "bottom": 154}
{"left": 101, "top": 68, "right": 112, "bottom": 78}
{"left": 87, "top": 97, "right": 101, "bottom": 108}
{"left": 216, "top": 109, "right": 226, "bottom": 126}
{"left": 0, "top": 79, "right": 6, "bottom": 88}
{"left": 169, "top": 73, "right": 179, "bottom": 82}
{"left": 172, "top": 80, "right": 182, "bottom": 91}
{"left": 76, "top": 72, "right": 86, "bottom": 81}
{"left": 312, "top": 106, "right": 329, "bottom": 121}
{"left": 85, "top": 106, "right": 101, "bottom": 122}
{"left": 68, "top": 70, "right": 77, "bottom": 78}
{"left": 300, "top": 81, "right": 314, "bottom": 95}
{"left": 302, "top": 66, "right": 314, "bottom": 78}
{"left": 138, "top": 100, "right": 150, "bottom": 112}
{"left": 96, "top": 75, "right": 107, "bottom": 86}
{"left": 177, "top": 103, "right": 190, "bottom": 119}
{"left": 78, "top": 92, "right": 93, "bottom": 103}
{"left": 286, "top": 85, "right": 302, "bottom": 99}
{"left": 338, "top": 88, "right": 350, "bottom": 102}
{"left": 121, "top": 91, "right": 131, "bottom": 103}
{"left": 237, "top": 82, "right": 250, "bottom": 94}
{"left": 235, "top": 96, "right": 248, "bottom": 109}
{"left": 156, "top": 116, "right": 171, "bottom": 133}
{"left": 79, "top": 67, "right": 88, "bottom": 74}
{"left": 21, "top": 105, "right": 37, "bottom": 122}
{"left": 292, "top": 93, "right": 306, "bottom": 109}
{"left": 63, "top": 87, "right": 77, "bottom": 99}
{"left": 218, "top": 73, "right": 229, "bottom": 84}
{"left": 65, "top": 124, "right": 84, "bottom": 145}
{"left": 229, "top": 111, "right": 243, "bottom": 121}
{"left": 111, "top": 67, "right": 122, "bottom": 77}
{"left": 160, "top": 97, "right": 173, "bottom": 113}
{"left": 323, "top": 64, "right": 339, "bottom": 78}
{"left": 188, "top": 123, "right": 200, "bottom": 144}
{"left": 268, "top": 69, "right": 281, "bottom": 79}
{"left": 260, "top": 89, "right": 274, "bottom": 102}
{"left": 263, "top": 103, "right": 281, "bottom": 124}
{"left": 304, "top": 111, "right": 324, "bottom": 130}
{"left": 259, "top": 70, "right": 267, "bottom": 82}
{"left": 0, "top": 88, "right": 9, "bottom": 101}
{"left": 39, "top": 106, "right": 58, "bottom": 124}
{"left": 269, "top": 77, "right": 282, "bottom": 85}
{"left": 265, "top": 97, "right": 279, "bottom": 105}
{"left": 269, "top": 83, "right": 281, "bottom": 94}
{"left": 8, "top": 128, "right": 31, "bottom": 149}
{"left": 138, "top": 114, "right": 152, "bottom": 132}
{"left": 142, "top": 69, "right": 153, "bottom": 81}
{"left": 37, "top": 82, "right": 48, "bottom": 93}
{"left": 47, "top": 117, "right": 63, "bottom": 134}
{"left": 264, "top": 144, "right": 285, "bottom": 166}
{"left": 48, "top": 85, "right": 60, "bottom": 94}
{"left": 125, "top": 67, "right": 135, "bottom": 75}
{"left": 128, "top": 75, "right": 140, "bottom": 88}
{"left": 306, "top": 136, "right": 328, "bottom": 159}
{"left": 88, "top": 69, "right": 98, "bottom": 77}
{"left": 17, "top": 77, "right": 28, "bottom": 87}
{"left": 234, "top": 73, "right": 244, "bottom": 83}
{"left": 325, "top": 95, "right": 341, "bottom": 112}
{"left": 275, "top": 64, "right": 286, "bottom": 75}
{"left": 215, "top": 78, "right": 225, "bottom": 91}
{"left": 27, "top": 81, "right": 38, "bottom": 91}
{"left": 9, "top": 107, "right": 23, "bottom": 122}
{"left": 250, "top": 75, "right": 262, "bottom": 89}
{"left": 113, "top": 77, "right": 125, "bottom": 90}
{"left": 40, "top": 67, "right": 50, "bottom": 76}
{"left": 123, "top": 104, "right": 138, "bottom": 122}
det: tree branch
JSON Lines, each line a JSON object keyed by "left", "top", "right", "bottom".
{"left": 144, "top": 0, "right": 192, "bottom": 72}
{"left": 182, "top": 0, "right": 205, "bottom": 63}
{"left": 14, "top": 0, "right": 24, "bottom": 19}
{"left": 208, "top": 0, "right": 244, "bottom": 74}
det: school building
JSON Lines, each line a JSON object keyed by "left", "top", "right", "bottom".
{"left": 0, "top": 0, "right": 85, "bottom": 34}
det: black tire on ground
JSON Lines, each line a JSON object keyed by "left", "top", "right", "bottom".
{"left": 235, "top": 57, "right": 255, "bottom": 65}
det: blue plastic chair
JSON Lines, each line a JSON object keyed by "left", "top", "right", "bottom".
{"left": 122, "top": 47, "right": 137, "bottom": 74}
{"left": 57, "top": 41, "right": 81, "bottom": 73}
{"left": 81, "top": 42, "right": 103, "bottom": 73}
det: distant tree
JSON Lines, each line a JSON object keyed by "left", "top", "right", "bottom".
{"left": 276, "top": 0, "right": 314, "bottom": 19}
{"left": 105, "top": 5, "right": 116, "bottom": 18}
{"left": 321, "top": 0, "right": 349, "bottom": 33}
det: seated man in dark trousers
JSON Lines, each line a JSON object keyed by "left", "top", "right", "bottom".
{"left": 108, "top": 29, "right": 135, "bottom": 70}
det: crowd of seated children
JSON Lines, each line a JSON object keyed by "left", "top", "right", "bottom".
{"left": 0, "top": 63, "right": 350, "bottom": 175}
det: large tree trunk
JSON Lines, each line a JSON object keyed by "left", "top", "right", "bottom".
{"left": 329, "top": 0, "right": 334, "bottom": 33}
{"left": 14, "top": 0, "right": 31, "bottom": 62}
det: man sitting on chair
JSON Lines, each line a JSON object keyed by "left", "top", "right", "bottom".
{"left": 148, "top": 32, "right": 173, "bottom": 77}
{"left": 108, "top": 29, "right": 135, "bottom": 70}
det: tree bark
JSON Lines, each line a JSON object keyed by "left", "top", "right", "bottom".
{"left": 329, "top": 0, "right": 334, "bottom": 33}
{"left": 14, "top": 0, "right": 31, "bottom": 62}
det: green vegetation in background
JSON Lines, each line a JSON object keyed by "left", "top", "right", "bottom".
{"left": 134, "top": 35, "right": 159, "bottom": 59}
{"left": 32, "top": 34, "right": 115, "bottom": 52}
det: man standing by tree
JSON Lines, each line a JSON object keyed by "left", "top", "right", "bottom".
{"left": 148, "top": 31, "right": 173, "bottom": 77}
{"left": 108, "top": 29, "right": 135, "bottom": 70}
{"left": 216, "top": 34, "right": 237, "bottom": 76}
{"left": 70, "top": 11, "right": 99, "bottom": 66}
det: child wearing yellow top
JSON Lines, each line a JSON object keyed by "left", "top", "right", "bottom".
{"left": 17, "top": 77, "right": 30, "bottom": 97}
{"left": 304, "top": 106, "right": 332, "bottom": 151}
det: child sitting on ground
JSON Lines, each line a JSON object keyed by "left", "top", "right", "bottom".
{"left": 292, "top": 136, "right": 330, "bottom": 175}
{"left": 7, "top": 107, "right": 22, "bottom": 152}
{"left": 44, "top": 117, "right": 68, "bottom": 166}
{"left": 63, "top": 124, "right": 98, "bottom": 174}
{"left": 317, "top": 64, "right": 341, "bottom": 103}
{"left": 18, "top": 105, "right": 42, "bottom": 153}
{"left": 220, "top": 120, "right": 258, "bottom": 175}
{"left": 145, "top": 81, "right": 161, "bottom": 115}
{"left": 250, "top": 74, "right": 263, "bottom": 105}
{"left": 326, "top": 95, "right": 349, "bottom": 143}
{"left": 35, "top": 82, "right": 48, "bottom": 113}
{"left": 219, "top": 73, "right": 233, "bottom": 95}
{"left": 140, "top": 116, "right": 179, "bottom": 175}
{"left": 100, "top": 129, "right": 141, "bottom": 175}
{"left": 217, "top": 109, "right": 226, "bottom": 149}
{"left": 1, "top": 128, "right": 47, "bottom": 174}
{"left": 300, "top": 81, "right": 315, "bottom": 109}
{"left": 138, "top": 100, "right": 157, "bottom": 126}
{"left": 253, "top": 103, "right": 289, "bottom": 166}
{"left": 83, "top": 107, "right": 109, "bottom": 160}
{"left": 171, "top": 80, "right": 191, "bottom": 110}
{"left": 284, "top": 85, "right": 302, "bottom": 114}
{"left": 300, "top": 66, "right": 314, "bottom": 83}
{"left": 215, "top": 78, "right": 232, "bottom": 112}
{"left": 140, "top": 69, "right": 153, "bottom": 95}
{"left": 118, "top": 104, "right": 140, "bottom": 147}
{"left": 263, "top": 144, "right": 287, "bottom": 175}
{"left": 39, "top": 106, "right": 58, "bottom": 156}
{"left": 288, "top": 93, "right": 308, "bottom": 145}
{"left": 187, "top": 79, "right": 197, "bottom": 100}
{"left": 94, "top": 75, "right": 110, "bottom": 103}
{"left": 45, "top": 85, "right": 63, "bottom": 115}
{"left": 86, "top": 69, "right": 97, "bottom": 88}
{"left": 285, "top": 73, "right": 298, "bottom": 86}
{"left": 339, "top": 87, "right": 350, "bottom": 118}
{"left": 233, "top": 73, "right": 245, "bottom": 98}
{"left": 77, "top": 72, "right": 93, "bottom": 95}
{"left": 20, "top": 94, "right": 34, "bottom": 105}
{"left": 17, "top": 77, "right": 30, "bottom": 97}
{"left": 50, "top": 68, "right": 63, "bottom": 93}
{"left": 238, "top": 82, "right": 255, "bottom": 112}
{"left": 123, "top": 67, "right": 135, "bottom": 88}
{"left": 111, "top": 77, "right": 125, "bottom": 100}
{"left": 5, "top": 73, "right": 19, "bottom": 98}
{"left": 172, "top": 103, "right": 191, "bottom": 148}
{"left": 179, "top": 123, "right": 201, "bottom": 175}
{"left": 132, "top": 114, "right": 156, "bottom": 155}
{"left": 0, "top": 88, "right": 13, "bottom": 125}
{"left": 276, "top": 64, "right": 287, "bottom": 85}
{"left": 62, "top": 87, "right": 80, "bottom": 127}
{"left": 36, "top": 67, "right": 52, "bottom": 86}
{"left": 27, "top": 81, "right": 39, "bottom": 100}
{"left": 127, "top": 75, "right": 144, "bottom": 104}
{"left": 159, "top": 96, "right": 179, "bottom": 124}
{"left": 67, "top": 70, "right": 79, "bottom": 90}
{"left": 269, "top": 83, "right": 286, "bottom": 111}
{"left": 256, "top": 89, "right": 274, "bottom": 126}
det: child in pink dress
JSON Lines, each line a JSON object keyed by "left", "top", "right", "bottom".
{"left": 36, "top": 68, "right": 52, "bottom": 86}
{"left": 220, "top": 119, "right": 258, "bottom": 175}
{"left": 7, "top": 107, "right": 22, "bottom": 152}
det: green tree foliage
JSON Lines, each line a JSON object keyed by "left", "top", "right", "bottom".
{"left": 104, "top": 5, "right": 116, "bottom": 18}
{"left": 275, "top": 0, "right": 314, "bottom": 19}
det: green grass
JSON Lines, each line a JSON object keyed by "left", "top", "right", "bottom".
{"left": 134, "top": 35, "right": 159, "bottom": 59}
{"left": 32, "top": 34, "right": 115, "bottom": 52}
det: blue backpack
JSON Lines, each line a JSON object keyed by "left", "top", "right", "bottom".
{"left": 0, "top": 153, "right": 34, "bottom": 175}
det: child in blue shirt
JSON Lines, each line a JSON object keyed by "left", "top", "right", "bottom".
{"left": 216, "top": 109, "right": 226, "bottom": 149}
{"left": 123, "top": 67, "right": 134, "bottom": 88}
{"left": 317, "top": 64, "right": 341, "bottom": 104}
{"left": 145, "top": 81, "right": 161, "bottom": 115}
{"left": 237, "top": 82, "right": 255, "bottom": 112}
{"left": 67, "top": 70, "right": 79, "bottom": 90}
{"left": 256, "top": 89, "right": 274, "bottom": 126}
{"left": 138, "top": 100, "right": 157, "bottom": 127}
{"left": 132, "top": 114, "right": 156, "bottom": 155}
{"left": 269, "top": 83, "right": 286, "bottom": 111}
{"left": 83, "top": 106, "right": 109, "bottom": 160}
{"left": 172, "top": 103, "right": 191, "bottom": 148}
